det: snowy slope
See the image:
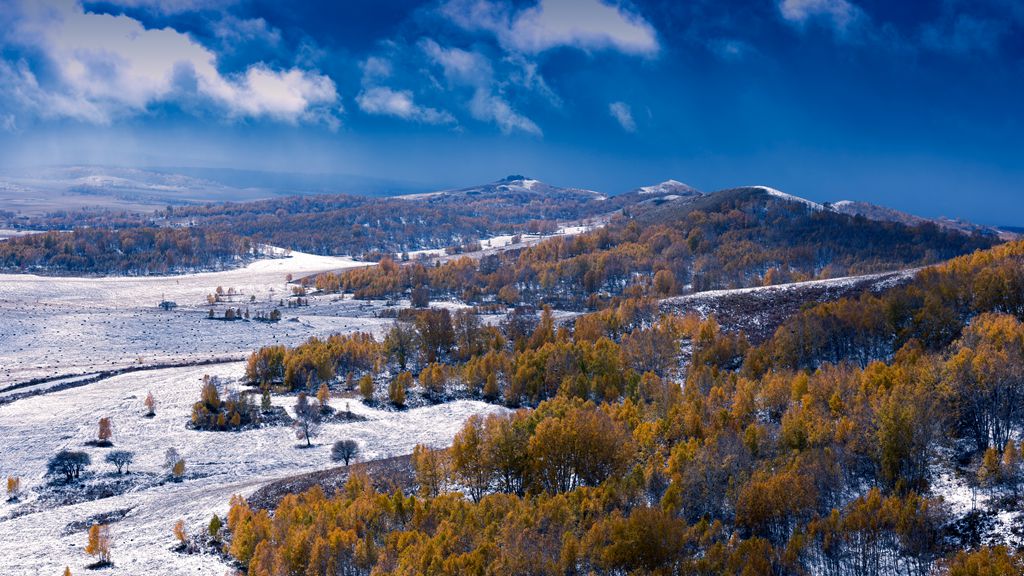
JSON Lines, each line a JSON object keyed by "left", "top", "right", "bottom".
{"left": 748, "top": 185, "right": 826, "bottom": 211}
{"left": 0, "top": 250, "right": 371, "bottom": 387}
{"left": 635, "top": 179, "right": 701, "bottom": 196}
{"left": 397, "top": 176, "right": 606, "bottom": 202}
{"left": 0, "top": 362, "right": 506, "bottom": 575}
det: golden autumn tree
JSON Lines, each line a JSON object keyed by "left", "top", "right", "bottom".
{"left": 143, "top": 391, "right": 156, "bottom": 417}
{"left": 85, "top": 524, "right": 111, "bottom": 565}
{"left": 97, "top": 417, "right": 113, "bottom": 445}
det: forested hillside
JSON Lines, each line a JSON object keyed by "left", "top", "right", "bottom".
{"left": 0, "top": 227, "right": 254, "bottom": 275}
{"left": 324, "top": 187, "right": 996, "bottom": 309}
{"left": 0, "top": 182, "right": 998, "bottom": 277}
{"left": 219, "top": 240, "right": 1024, "bottom": 576}
{"left": 3, "top": 177, "right": 607, "bottom": 262}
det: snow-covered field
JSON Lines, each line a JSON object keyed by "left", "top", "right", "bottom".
{"left": 0, "top": 248, "right": 512, "bottom": 573}
{"left": 0, "top": 362, "right": 506, "bottom": 574}
{"left": 0, "top": 250, "right": 380, "bottom": 388}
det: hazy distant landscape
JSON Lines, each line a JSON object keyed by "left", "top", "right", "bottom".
{"left": 0, "top": 165, "right": 435, "bottom": 216}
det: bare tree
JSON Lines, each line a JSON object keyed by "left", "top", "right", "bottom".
{"left": 105, "top": 451, "right": 134, "bottom": 474}
{"left": 293, "top": 393, "right": 321, "bottom": 447}
{"left": 47, "top": 450, "right": 91, "bottom": 482}
{"left": 164, "top": 448, "right": 182, "bottom": 471}
{"left": 331, "top": 440, "right": 359, "bottom": 466}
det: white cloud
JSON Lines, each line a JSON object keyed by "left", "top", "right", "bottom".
{"left": 92, "top": 0, "right": 239, "bottom": 15}
{"left": 608, "top": 101, "right": 635, "bottom": 133}
{"left": 0, "top": 1, "right": 340, "bottom": 127}
{"left": 420, "top": 39, "right": 493, "bottom": 87}
{"left": 421, "top": 39, "right": 540, "bottom": 136}
{"left": 441, "top": 0, "right": 659, "bottom": 56}
{"left": 361, "top": 56, "right": 394, "bottom": 83}
{"left": 0, "top": 113, "right": 17, "bottom": 133}
{"left": 505, "top": 53, "right": 562, "bottom": 107}
{"left": 356, "top": 87, "right": 455, "bottom": 125}
{"left": 779, "top": 0, "right": 864, "bottom": 32}
{"left": 212, "top": 15, "right": 282, "bottom": 47}
{"left": 470, "top": 88, "right": 541, "bottom": 136}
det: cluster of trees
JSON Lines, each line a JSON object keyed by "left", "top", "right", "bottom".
{"left": 172, "top": 513, "right": 225, "bottom": 555}
{"left": 251, "top": 309, "right": 282, "bottom": 323}
{"left": 324, "top": 191, "right": 995, "bottom": 309}
{"left": 207, "top": 307, "right": 250, "bottom": 320}
{"left": 45, "top": 449, "right": 137, "bottom": 481}
{"left": 244, "top": 306, "right": 699, "bottom": 408}
{"left": 191, "top": 375, "right": 259, "bottom": 431}
{"left": 245, "top": 332, "right": 381, "bottom": 392}
{"left": 224, "top": 344, "right": 1021, "bottom": 574}
{"left": 0, "top": 227, "right": 252, "bottom": 275}
{"left": 7, "top": 181, "right": 994, "bottom": 282}
{"left": 221, "top": 239, "right": 1024, "bottom": 576}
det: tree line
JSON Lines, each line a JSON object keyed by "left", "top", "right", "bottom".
{"left": 0, "top": 227, "right": 253, "bottom": 275}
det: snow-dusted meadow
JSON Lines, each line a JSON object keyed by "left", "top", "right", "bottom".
{"left": 0, "top": 363, "right": 506, "bottom": 574}
{"left": 0, "top": 222, "right": 600, "bottom": 390}
{"left": 0, "top": 250, "right": 510, "bottom": 574}
{"left": 0, "top": 250, "right": 379, "bottom": 388}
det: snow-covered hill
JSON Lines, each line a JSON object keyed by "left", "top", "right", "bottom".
{"left": 0, "top": 166, "right": 276, "bottom": 215}
{"left": 633, "top": 179, "right": 701, "bottom": 197}
{"left": 0, "top": 361, "right": 505, "bottom": 575}
{"left": 398, "top": 175, "right": 606, "bottom": 202}
{"left": 832, "top": 199, "right": 1012, "bottom": 239}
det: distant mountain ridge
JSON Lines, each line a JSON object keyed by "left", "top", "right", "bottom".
{"left": 624, "top": 182, "right": 1012, "bottom": 240}
{"left": 830, "top": 199, "right": 1014, "bottom": 239}
{"left": 0, "top": 166, "right": 1009, "bottom": 242}
{"left": 398, "top": 175, "right": 606, "bottom": 203}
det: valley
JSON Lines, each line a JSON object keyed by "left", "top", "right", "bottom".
{"left": 0, "top": 177, "right": 1020, "bottom": 575}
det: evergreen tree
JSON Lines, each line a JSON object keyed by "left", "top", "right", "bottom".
{"left": 209, "top": 514, "right": 222, "bottom": 540}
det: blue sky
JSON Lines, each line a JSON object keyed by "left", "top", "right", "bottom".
{"left": 0, "top": 0, "right": 1021, "bottom": 224}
